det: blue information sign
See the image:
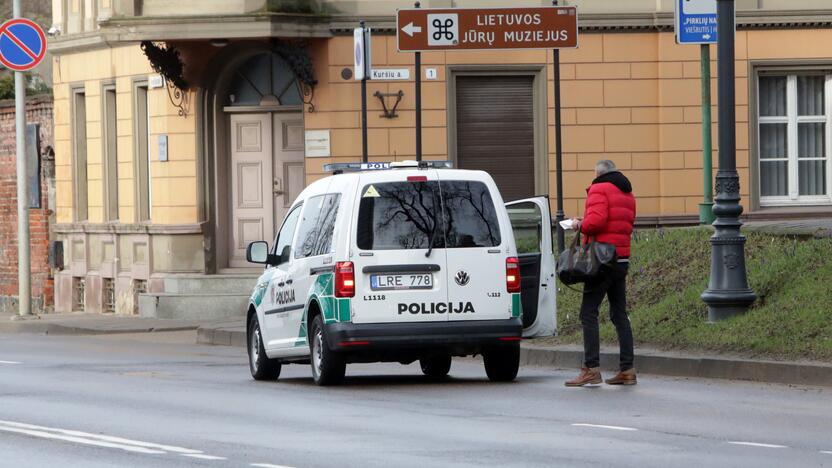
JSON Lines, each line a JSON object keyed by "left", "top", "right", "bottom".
{"left": 675, "top": 0, "right": 718, "bottom": 45}
{"left": 0, "top": 18, "right": 47, "bottom": 71}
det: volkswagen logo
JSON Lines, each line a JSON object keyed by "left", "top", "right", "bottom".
{"left": 454, "top": 270, "right": 470, "bottom": 286}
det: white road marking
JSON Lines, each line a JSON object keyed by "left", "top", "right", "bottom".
{"left": 0, "top": 360, "right": 21, "bottom": 364}
{"left": 728, "top": 441, "right": 788, "bottom": 449}
{"left": 181, "top": 454, "right": 227, "bottom": 460}
{"left": 0, "top": 419, "right": 203, "bottom": 454}
{"left": 251, "top": 464, "right": 297, "bottom": 468}
{"left": 820, "top": 451, "right": 832, "bottom": 454}
{"left": 0, "top": 425, "right": 165, "bottom": 454}
{"left": 571, "top": 423, "right": 638, "bottom": 432}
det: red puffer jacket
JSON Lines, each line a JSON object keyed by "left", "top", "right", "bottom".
{"left": 579, "top": 171, "right": 636, "bottom": 258}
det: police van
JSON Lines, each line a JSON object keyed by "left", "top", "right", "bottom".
{"left": 244, "top": 161, "right": 556, "bottom": 385}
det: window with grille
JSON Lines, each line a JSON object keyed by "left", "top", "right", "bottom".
{"left": 132, "top": 279, "right": 147, "bottom": 315}
{"left": 103, "top": 279, "right": 115, "bottom": 313}
{"left": 758, "top": 73, "right": 832, "bottom": 205}
{"left": 72, "top": 277, "right": 85, "bottom": 312}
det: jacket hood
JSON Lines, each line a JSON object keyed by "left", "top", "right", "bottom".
{"left": 591, "top": 171, "right": 632, "bottom": 194}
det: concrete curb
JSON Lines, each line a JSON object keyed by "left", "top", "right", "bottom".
{"left": 0, "top": 315, "right": 201, "bottom": 336}
{"left": 521, "top": 345, "right": 832, "bottom": 387}
{"left": 196, "top": 324, "right": 832, "bottom": 387}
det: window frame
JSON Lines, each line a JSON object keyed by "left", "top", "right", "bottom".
{"left": 71, "top": 85, "right": 88, "bottom": 222}
{"left": 132, "top": 79, "right": 151, "bottom": 222}
{"left": 757, "top": 70, "right": 832, "bottom": 206}
{"left": 101, "top": 82, "right": 119, "bottom": 222}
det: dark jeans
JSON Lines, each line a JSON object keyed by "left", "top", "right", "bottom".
{"left": 579, "top": 262, "right": 634, "bottom": 371}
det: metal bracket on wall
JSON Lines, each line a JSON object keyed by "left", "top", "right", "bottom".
{"left": 373, "top": 90, "right": 404, "bottom": 119}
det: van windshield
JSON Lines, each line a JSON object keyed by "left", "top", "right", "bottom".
{"left": 356, "top": 180, "right": 501, "bottom": 250}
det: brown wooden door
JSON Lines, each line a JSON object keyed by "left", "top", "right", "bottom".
{"left": 455, "top": 75, "right": 535, "bottom": 201}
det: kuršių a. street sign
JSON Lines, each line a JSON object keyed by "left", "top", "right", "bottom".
{"left": 397, "top": 7, "right": 578, "bottom": 52}
{"left": 675, "top": 0, "right": 718, "bottom": 44}
{"left": 0, "top": 18, "right": 47, "bottom": 71}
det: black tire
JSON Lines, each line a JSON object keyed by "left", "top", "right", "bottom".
{"left": 483, "top": 343, "right": 520, "bottom": 382}
{"left": 309, "top": 315, "right": 346, "bottom": 386}
{"left": 248, "top": 314, "right": 281, "bottom": 381}
{"left": 420, "top": 355, "right": 452, "bottom": 378}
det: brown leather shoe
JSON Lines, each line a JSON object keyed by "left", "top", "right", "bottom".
{"left": 565, "top": 367, "right": 602, "bottom": 387}
{"left": 605, "top": 368, "right": 637, "bottom": 385}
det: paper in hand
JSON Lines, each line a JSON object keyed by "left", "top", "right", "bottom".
{"left": 559, "top": 219, "right": 575, "bottom": 230}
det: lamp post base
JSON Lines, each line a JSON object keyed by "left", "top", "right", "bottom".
{"left": 701, "top": 289, "right": 757, "bottom": 323}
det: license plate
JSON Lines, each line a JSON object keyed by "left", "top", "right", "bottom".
{"left": 370, "top": 273, "right": 433, "bottom": 291}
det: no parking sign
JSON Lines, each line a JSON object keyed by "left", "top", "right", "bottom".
{"left": 0, "top": 18, "right": 47, "bottom": 71}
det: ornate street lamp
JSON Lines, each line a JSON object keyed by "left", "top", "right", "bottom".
{"left": 701, "top": 0, "right": 756, "bottom": 321}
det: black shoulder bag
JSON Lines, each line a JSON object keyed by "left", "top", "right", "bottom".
{"left": 556, "top": 231, "right": 617, "bottom": 285}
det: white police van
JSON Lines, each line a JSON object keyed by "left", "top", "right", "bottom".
{"left": 245, "top": 161, "right": 556, "bottom": 385}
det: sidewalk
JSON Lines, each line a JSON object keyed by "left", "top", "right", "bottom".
{"left": 0, "top": 312, "right": 202, "bottom": 335}
{"left": 195, "top": 320, "right": 832, "bottom": 387}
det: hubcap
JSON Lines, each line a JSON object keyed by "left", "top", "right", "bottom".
{"left": 250, "top": 326, "right": 260, "bottom": 372}
{"left": 313, "top": 328, "right": 323, "bottom": 376}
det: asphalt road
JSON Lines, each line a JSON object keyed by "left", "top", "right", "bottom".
{"left": 1, "top": 331, "right": 831, "bottom": 468}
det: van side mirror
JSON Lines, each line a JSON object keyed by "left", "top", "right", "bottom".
{"left": 246, "top": 241, "right": 270, "bottom": 264}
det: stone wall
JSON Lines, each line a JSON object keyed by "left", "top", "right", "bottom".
{"left": 0, "top": 96, "right": 55, "bottom": 314}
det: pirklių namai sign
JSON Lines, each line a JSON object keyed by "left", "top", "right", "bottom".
{"left": 397, "top": 6, "right": 578, "bottom": 52}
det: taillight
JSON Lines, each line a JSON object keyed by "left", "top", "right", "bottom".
{"left": 407, "top": 175, "right": 428, "bottom": 182}
{"left": 335, "top": 261, "right": 355, "bottom": 297}
{"left": 506, "top": 257, "right": 521, "bottom": 293}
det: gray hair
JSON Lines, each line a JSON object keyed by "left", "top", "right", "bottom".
{"left": 595, "top": 160, "right": 617, "bottom": 176}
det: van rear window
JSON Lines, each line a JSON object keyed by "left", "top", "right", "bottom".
{"left": 356, "top": 180, "right": 501, "bottom": 250}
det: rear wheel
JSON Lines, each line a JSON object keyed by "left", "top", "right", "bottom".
{"left": 309, "top": 315, "right": 346, "bottom": 386}
{"left": 248, "top": 314, "right": 281, "bottom": 381}
{"left": 483, "top": 343, "right": 520, "bottom": 382}
{"left": 420, "top": 355, "right": 452, "bottom": 378}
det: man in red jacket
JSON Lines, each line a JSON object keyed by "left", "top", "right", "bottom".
{"left": 565, "top": 160, "right": 637, "bottom": 387}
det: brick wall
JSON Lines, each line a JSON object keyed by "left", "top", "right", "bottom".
{"left": 0, "top": 96, "right": 54, "bottom": 314}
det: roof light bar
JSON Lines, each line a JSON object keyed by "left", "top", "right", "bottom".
{"left": 323, "top": 160, "right": 453, "bottom": 174}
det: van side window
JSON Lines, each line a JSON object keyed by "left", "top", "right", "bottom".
{"left": 295, "top": 194, "right": 341, "bottom": 259}
{"left": 273, "top": 205, "right": 302, "bottom": 265}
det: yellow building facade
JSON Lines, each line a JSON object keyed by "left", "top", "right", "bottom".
{"left": 50, "top": 0, "right": 832, "bottom": 314}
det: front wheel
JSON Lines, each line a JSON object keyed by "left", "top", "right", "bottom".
{"left": 483, "top": 343, "right": 520, "bottom": 382}
{"left": 420, "top": 355, "right": 452, "bottom": 378}
{"left": 248, "top": 314, "right": 281, "bottom": 381}
{"left": 309, "top": 315, "right": 346, "bottom": 386}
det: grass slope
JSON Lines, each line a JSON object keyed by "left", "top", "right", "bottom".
{"left": 552, "top": 228, "right": 832, "bottom": 361}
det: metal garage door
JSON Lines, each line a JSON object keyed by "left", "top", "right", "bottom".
{"left": 455, "top": 75, "right": 535, "bottom": 201}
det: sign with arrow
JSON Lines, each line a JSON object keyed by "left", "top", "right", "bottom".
{"left": 675, "top": 0, "right": 718, "bottom": 44}
{"left": 397, "top": 6, "right": 578, "bottom": 52}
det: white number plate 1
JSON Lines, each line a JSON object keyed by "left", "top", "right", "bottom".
{"left": 370, "top": 274, "right": 433, "bottom": 291}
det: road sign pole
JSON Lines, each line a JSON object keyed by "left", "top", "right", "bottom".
{"left": 699, "top": 43, "right": 715, "bottom": 225}
{"left": 12, "top": 0, "right": 31, "bottom": 317}
{"left": 552, "top": 1, "right": 565, "bottom": 254}
{"left": 360, "top": 21, "right": 369, "bottom": 163}
{"left": 414, "top": 2, "right": 422, "bottom": 162}
{"left": 701, "top": 0, "right": 756, "bottom": 321}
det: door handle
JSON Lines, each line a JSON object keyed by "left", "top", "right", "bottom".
{"left": 285, "top": 279, "right": 293, "bottom": 285}
{"left": 273, "top": 177, "right": 285, "bottom": 196}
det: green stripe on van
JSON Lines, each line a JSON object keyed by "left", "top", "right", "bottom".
{"left": 337, "top": 298, "right": 351, "bottom": 322}
{"left": 511, "top": 293, "right": 522, "bottom": 318}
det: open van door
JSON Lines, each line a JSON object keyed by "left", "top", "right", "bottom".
{"left": 505, "top": 197, "right": 557, "bottom": 338}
